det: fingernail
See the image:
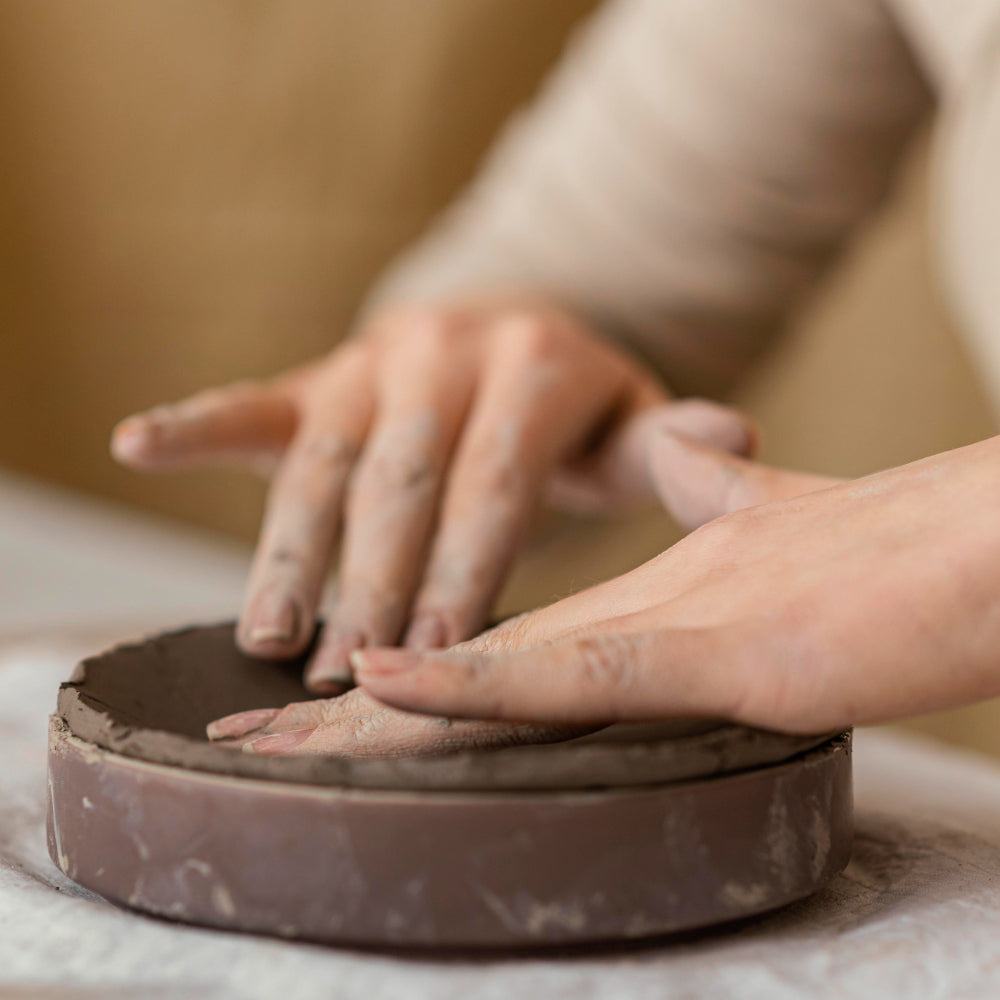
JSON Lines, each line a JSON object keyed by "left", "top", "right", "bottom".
{"left": 305, "top": 630, "right": 363, "bottom": 691}
{"left": 404, "top": 614, "right": 447, "bottom": 650}
{"left": 111, "top": 418, "right": 155, "bottom": 463}
{"left": 244, "top": 728, "right": 313, "bottom": 755}
{"left": 245, "top": 596, "right": 299, "bottom": 646}
{"left": 206, "top": 708, "right": 280, "bottom": 741}
{"left": 307, "top": 675, "right": 353, "bottom": 696}
{"left": 655, "top": 400, "right": 757, "bottom": 456}
{"left": 350, "top": 649, "right": 421, "bottom": 676}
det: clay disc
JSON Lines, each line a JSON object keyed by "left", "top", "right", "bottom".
{"left": 47, "top": 624, "right": 853, "bottom": 947}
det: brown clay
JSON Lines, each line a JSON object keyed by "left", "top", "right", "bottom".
{"left": 47, "top": 624, "right": 853, "bottom": 947}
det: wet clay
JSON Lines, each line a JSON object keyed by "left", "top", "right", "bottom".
{"left": 57, "top": 623, "right": 833, "bottom": 791}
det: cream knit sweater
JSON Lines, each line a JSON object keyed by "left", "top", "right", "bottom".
{"left": 369, "top": 0, "right": 1000, "bottom": 403}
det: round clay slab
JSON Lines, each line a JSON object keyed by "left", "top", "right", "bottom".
{"left": 47, "top": 624, "right": 853, "bottom": 947}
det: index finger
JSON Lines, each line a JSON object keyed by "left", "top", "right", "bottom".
{"left": 351, "top": 619, "right": 756, "bottom": 725}
{"left": 112, "top": 380, "right": 298, "bottom": 471}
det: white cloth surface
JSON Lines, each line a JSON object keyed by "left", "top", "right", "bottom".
{"left": 5, "top": 647, "right": 1000, "bottom": 999}
{"left": 4, "top": 475, "right": 1000, "bottom": 998}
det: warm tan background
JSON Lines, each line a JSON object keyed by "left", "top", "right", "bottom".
{"left": 1, "top": 3, "right": 997, "bottom": 752}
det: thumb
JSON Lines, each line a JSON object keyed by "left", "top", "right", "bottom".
{"left": 350, "top": 622, "right": 756, "bottom": 725}
{"left": 550, "top": 398, "right": 759, "bottom": 512}
{"left": 650, "top": 432, "right": 842, "bottom": 532}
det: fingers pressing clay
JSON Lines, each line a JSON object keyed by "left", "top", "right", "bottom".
{"left": 251, "top": 716, "right": 582, "bottom": 758}
{"left": 111, "top": 381, "right": 297, "bottom": 472}
{"left": 206, "top": 688, "right": 585, "bottom": 758}
{"left": 649, "top": 432, "right": 841, "bottom": 531}
{"left": 239, "top": 427, "right": 360, "bottom": 657}
{"left": 353, "top": 619, "right": 758, "bottom": 725}
{"left": 305, "top": 322, "right": 477, "bottom": 690}
{"left": 115, "top": 305, "right": 675, "bottom": 683}
{"left": 312, "top": 415, "right": 451, "bottom": 682}
{"left": 205, "top": 707, "right": 280, "bottom": 741}
{"left": 247, "top": 696, "right": 340, "bottom": 734}
{"left": 206, "top": 697, "right": 342, "bottom": 743}
{"left": 244, "top": 728, "right": 315, "bottom": 755}
{"left": 239, "top": 356, "right": 375, "bottom": 660}
{"left": 404, "top": 314, "right": 630, "bottom": 651}
{"left": 207, "top": 698, "right": 337, "bottom": 752}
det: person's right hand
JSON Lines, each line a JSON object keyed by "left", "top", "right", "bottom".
{"left": 111, "top": 299, "right": 754, "bottom": 693}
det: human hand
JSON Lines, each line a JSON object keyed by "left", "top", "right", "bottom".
{"left": 203, "top": 413, "right": 800, "bottom": 758}
{"left": 113, "top": 299, "right": 753, "bottom": 694}
{"left": 204, "top": 685, "right": 591, "bottom": 757}
{"left": 352, "top": 433, "right": 1000, "bottom": 735}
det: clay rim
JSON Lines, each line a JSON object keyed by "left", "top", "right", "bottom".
{"left": 56, "top": 622, "right": 838, "bottom": 792}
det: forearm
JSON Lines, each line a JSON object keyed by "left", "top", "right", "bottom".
{"left": 367, "top": 0, "right": 928, "bottom": 395}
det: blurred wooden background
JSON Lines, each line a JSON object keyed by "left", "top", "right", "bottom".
{"left": 1, "top": 2, "right": 996, "bottom": 752}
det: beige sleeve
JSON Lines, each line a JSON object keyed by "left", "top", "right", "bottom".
{"left": 365, "top": 0, "right": 929, "bottom": 395}
{"left": 886, "top": 0, "right": 1000, "bottom": 413}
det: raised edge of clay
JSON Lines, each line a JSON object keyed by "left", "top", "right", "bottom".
{"left": 57, "top": 622, "right": 834, "bottom": 791}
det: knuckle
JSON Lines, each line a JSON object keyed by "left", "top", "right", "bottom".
{"left": 337, "top": 336, "right": 378, "bottom": 369}
{"left": 454, "top": 652, "right": 491, "bottom": 683}
{"left": 459, "top": 632, "right": 499, "bottom": 656}
{"left": 411, "top": 310, "right": 464, "bottom": 353}
{"left": 345, "top": 711, "right": 390, "bottom": 745}
{"left": 499, "top": 313, "right": 563, "bottom": 363}
{"left": 456, "top": 657, "right": 511, "bottom": 718}
{"left": 574, "top": 635, "right": 635, "bottom": 691}
{"left": 255, "top": 536, "right": 311, "bottom": 585}
{"left": 688, "top": 508, "right": 749, "bottom": 549}
{"left": 265, "top": 546, "right": 301, "bottom": 568}
{"left": 294, "top": 431, "right": 359, "bottom": 470}
{"left": 461, "top": 614, "right": 530, "bottom": 655}
{"left": 463, "top": 453, "right": 529, "bottom": 499}
{"left": 445, "top": 653, "right": 496, "bottom": 696}
{"left": 376, "top": 305, "right": 463, "bottom": 346}
{"left": 273, "top": 432, "right": 357, "bottom": 515}
{"left": 361, "top": 448, "right": 439, "bottom": 496}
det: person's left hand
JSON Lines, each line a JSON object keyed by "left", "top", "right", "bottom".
{"left": 350, "top": 432, "right": 1000, "bottom": 736}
